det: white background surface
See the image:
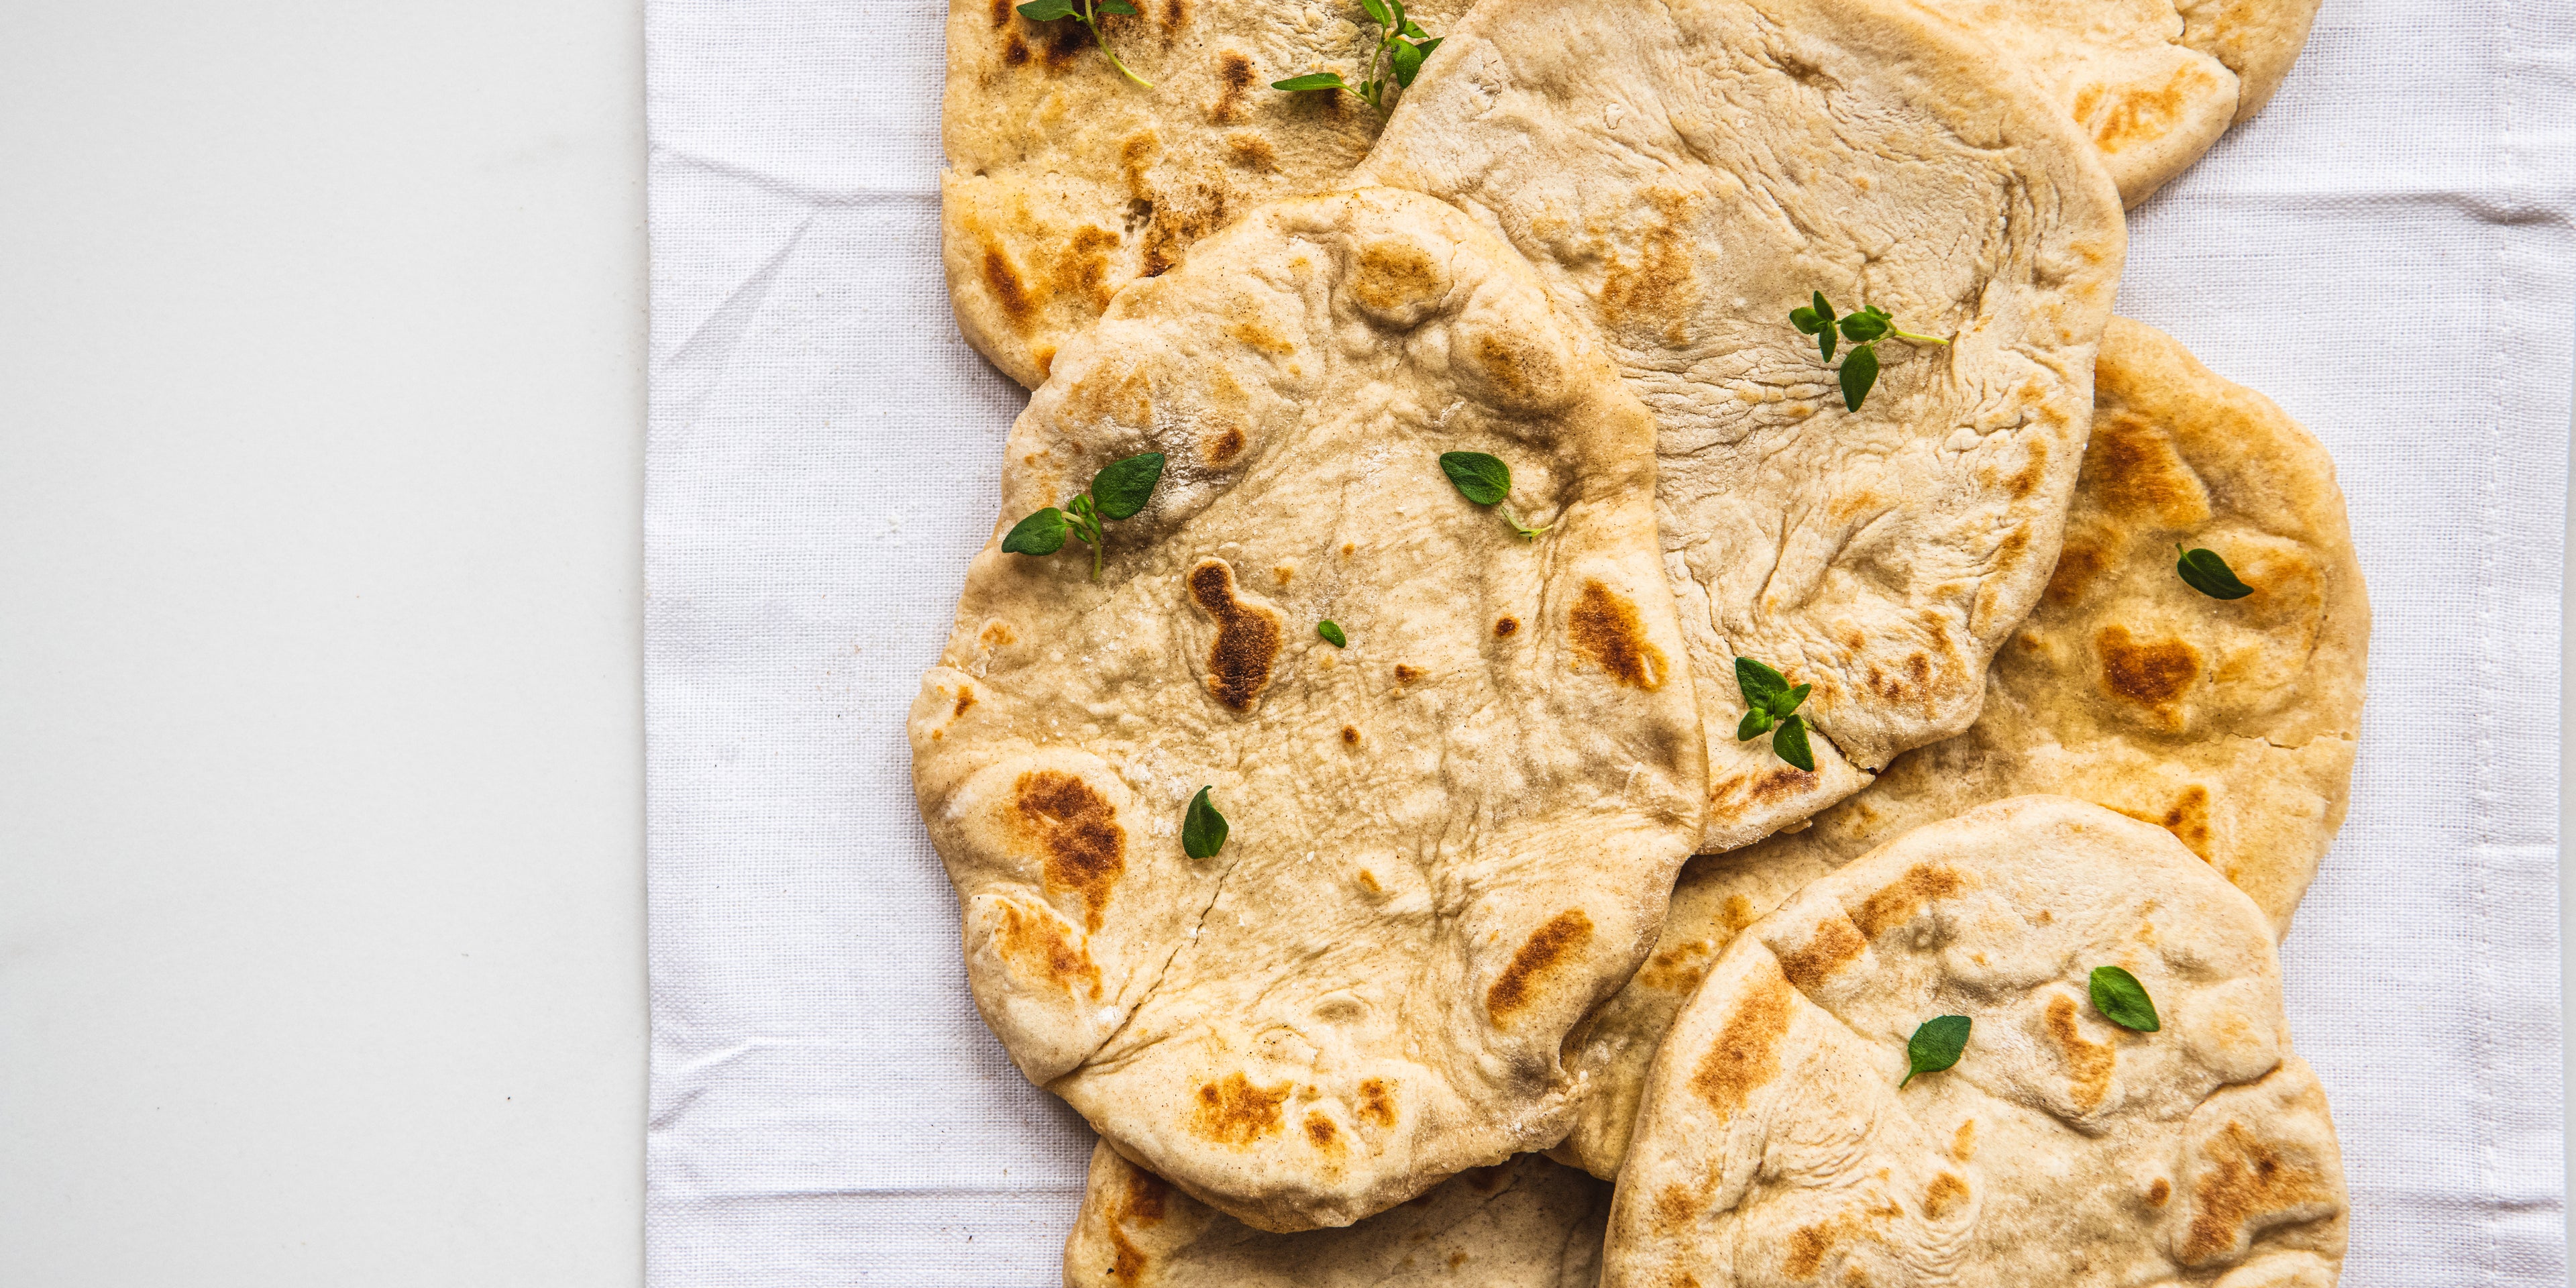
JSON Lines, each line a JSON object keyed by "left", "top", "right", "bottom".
{"left": 3, "top": 4, "right": 2572, "bottom": 1288}
{"left": 1, "top": 1, "right": 649, "bottom": 1283}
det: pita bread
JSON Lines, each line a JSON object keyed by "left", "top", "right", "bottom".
{"left": 1554, "top": 317, "right": 2369, "bottom": 1178}
{"left": 943, "top": 0, "right": 1472, "bottom": 387}
{"left": 1923, "top": 0, "right": 2322, "bottom": 207}
{"left": 1358, "top": 0, "right": 2127, "bottom": 851}
{"left": 1067, "top": 1142, "right": 1608, "bottom": 1287}
{"left": 912, "top": 187, "right": 1707, "bottom": 1231}
{"left": 1605, "top": 796, "right": 2348, "bottom": 1288}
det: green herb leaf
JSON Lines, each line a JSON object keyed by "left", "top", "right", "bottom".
{"left": 1839, "top": 342, "right": 1880, "bottom": 412}
{"left": 1273, "top": 72, "right": 1348, "bottom": 91}
{"left": 1901, "top": 1014, "right": 1972, "bottom": 1087}
{"left": 1736, "top": 707, "right": 1775, "bottom": 740}
{"left": 1317, "top": 620, "right": 1348, "bottom": 648}
{"left": 1439, "top": 451, "right": 1512, "bottom": 506}
{"left": 1772, "top": 713, "right": 1816, "bottom": 772}
{"left": 1016, "top": 0, "right": 1078, "bottom": 18}
{"left": 1089, "top": 451, "right": 1167, "bottom": 520}
{"left": 1413, "top": 35, "right": 1442, "bottom": 56}
{"left": 1094, "top": 0, "right": 1140, "bottom": 11}
{"left": 1790, "top": 305, "right": 1824, "bottom": 334}
{"left": 1401, "top": 17, "right": 1428, "bottom": 36}
{"left": 1389, "top": 36, "right": 1426, "bottom": 87}
{"left": 1002, "top": 506, "right": 1070, "bottom": 555}
{"left": 2088, "top": 966, "right": 2161, "bottom": 1032}
{"left": 1733, "top": 655, "right": 1790, "bottom": 712}
{"left": 1837, "top": 307, "right": 1890, "bottom": 343}
{"left": 1360, "top": 0, "right": 1391, "bottom": 25}
{"left": 1182, "top": 786, "right": 1229, "bottom": 859}
{"left": 2175, "top": 543, "right": 2254, "bottom": 600}
{"left": 1811, "top": 291, "right": 1836, "bottom": 326}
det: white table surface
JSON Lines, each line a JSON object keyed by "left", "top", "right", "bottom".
{"left": 0, "top": 1, "right": 647, "bottom": 1284}
{"left": 3, "top": 3, "right": 2569, "bottom": 1287}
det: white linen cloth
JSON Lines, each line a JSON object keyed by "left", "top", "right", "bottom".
{"left": 644, "top": 1, "right": 2576, "bottom": 1281}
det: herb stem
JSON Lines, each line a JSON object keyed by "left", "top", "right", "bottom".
{"left": 1086, "top": 0, "right": 1153, "bottom": 87}
{"left": 1888, "top": 327, "right": 1949, "bottom": 346}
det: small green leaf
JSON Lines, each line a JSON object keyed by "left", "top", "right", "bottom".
{"left": 1089, "top": 451, "right": 1167, "bottom": 520}
{"left": 1389, "top": 36, "right": 1425, "bottom": 87}
{"left": 1839, "top": 343, "right": 1880, "bottom": 412}
{"left": 1438, "top": 451, "right": 1512, "bottom": 506}
{"left": 1776, "top": 682, "right": 1811, "bottom": 719}
{"left": 1790, "top": 305, "right": 1823, "bottom": 334}
{"left": 1016, "top": 0, "right": 1077, "bottom": 19}
{"left": 1735, "top": 707, "right": 1775, "bottom": 741}
{"left": 2089, "top": 966, "right": 2161, "bottom": 1032}
{"left": 1811, "top": 291, "right": 1835, "bottom": 325}
{"left": 1838, "top": 309, "right": 1890, "bottom": 343}
{"left": 1819, "top": 325, "right": 1836, "bottom": 363}
{"left": 2175, "top": 544, "right": 2254, "bottom": 600}
{"left": 1360, "top": 0, "right": 1391, "bottom": 26}
{"left": 1001, "top": 506, "right": 1069, "bottom": 555}
{"left": 1772, "top": 713, "right": 1815, "bottom": 772}
{"left": 1733, "top": 655, "right": 1790, "bottom": 711}
{"left": 1095, "top": 0, "right": 1140, "bottom": 13}
{"left": 1317, "top": 620, "right": 1348, "bottom": 648}
{"left": 1273, "top": 72, "right": 1348, "bottom": 91}
{"left": 1413, "top": 35, "right": 1442, "bottom": 56}
{"left": 1900, "top": 1015, "right": 1972, "bottom": 1087}
{"left": 1401, "top": 17, "right": 1428, "bottom": 36}
{"left": 1182, "top": 786, "right": 1229, "bottom": 859}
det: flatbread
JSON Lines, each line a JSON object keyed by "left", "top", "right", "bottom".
{"left": 1067, "top": 1142, "right": 1608, "bottom": 1287}
{"left": 1605, "top": 796, "right": 2349, "bottom": 1288}
{"left": 1358, "top": 0, "right": 2127, "bottom": 851}
{"left": 1923, "top": 0, "right": 2323, "bottom": 206}
{"left": 1554, "top": 317, "right": 2369, "bottom": 1178}
{"left": 912, "top": 187, "right": 1706, "bottom": 1232}
{"left": 943, "top": 0, "right": 1471, "bottom": 387}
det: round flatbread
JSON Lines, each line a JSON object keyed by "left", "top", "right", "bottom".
{"left": 912, "top": 187, "right": 1706, "bottom": 1232}
{"left": 943, "top": 0, "right": 1472, "bottom": 387}
{"left": 1067, "top": 1142, "right": 1609, "bottom": 1287}
{"left": 1924, "top": 0, "right": 2322, "bottom": 206}
{"left": 1554, "top": 317, "right": 2369, "bottom": 1178}
{"left": 1358, "top": 0, "right": 2127, "bottom": 851}
{"left": 1605, "top": 796, "right": 2349, "bottom": 1288}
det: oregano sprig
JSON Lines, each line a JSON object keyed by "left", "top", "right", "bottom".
{"left": 1271, "top": 0, "right": 1442, "bottom": 114}
{"left": 1438, "top": 451, "right": 1554, "bottom": 539}
{"left": 1001, "top": 451, "right": 1167, "bottom": 581}
{"left": 1901, "top": 1015, "right": 1972, "bottom": 1087}
{"left": 2174, "top": 543, "right": 2254, "bottom": 600}
{"left": 2088, "top": 966, "right": 2161, "bottom": 1032}
{"left": 1788, "top": 292, "right": 1950, "bottom": 412}
{"left": 1016, "top": 0, "right": 1152, "bottom": 88}
{"left": 1733, "top": 657, "right": 1815, "bottom": 772}
{"left": 1182, "top": 786, "right": 1229, "bottom": 859}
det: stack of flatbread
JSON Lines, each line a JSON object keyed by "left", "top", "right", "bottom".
{"left": 917, "top": 0, "right": 2365, "bottom": 1279}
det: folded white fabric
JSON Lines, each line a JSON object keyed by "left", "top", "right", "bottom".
{"left": 643, "top": 0, "right": 2575, "bottom": 1281}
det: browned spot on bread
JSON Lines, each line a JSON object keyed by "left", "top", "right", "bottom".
{"left": 1722, "top": 894, "right": 1760, "bottom": 934}
{"left": 2098, "top": 625, "right": 2202, "bottom": 718}
{"left": 1226, "top": 319, "right": 1292, "bottom": 354}
{"left": 981, "top": 246, "right": 1037, "bottom": 325}
{"left": 996, "top": 902, "right": 1102, "bottom": 998}
{"left": 1271, "top": 564, "right": 1291, "bottom": 585}
{"left": 1448, "top": 1252, "right": 1469, "bottom": 1269}
{"left": 981, "top": 621, "right": 1017, "bottom": 647}
{"left": 1493, "top": 615, "right": 1519, "bottom": 637}
{"left": 2084, "top": 411, "right": 2210, "bottom": 527}
{"left": 1186, "top": 559, "right": 1283, "bottom": 711}
{"left": 1013, "top": 771, "right": 1127, "bottom": 931}
{"left": 2004, "top": 437, "right": 2049, "bottom": 500}
{"left": 952, "top": 686, "right": 977, "bottom": 718}
{"left": 1923, "top": 1173, "right": 1970, "bottom": 1220}
{"left": 1598, "top": 189, "right": 1700, "bottom": 344}
{"left": 1340, "top": 724, "right": 1360, "bottom": 745}
{"left": 1303, "top": 1111, "right": 1343, "bottom": 1153}
{"left": 2045, "top": 994, "right": 2116, "bottom": 1112}
{"left": 1777, "top": 915, "right": 1866, "bottom": 989}
{"left": 1351, "top": 239, "right": 1442, "bottom": 317}
{"left": 1637, "top": 939, "right": 1714, "bottom": 992}
{"left": 1748, "top": 766, "right": 1817, "bottom": 803}
{"left": 1225, "top": 131, "right": 1277, "bottom": 171}
{"left": 1119, "top": 132, "right": 1159, "bottom": 197}
{"left": 1191, "top": 1071, "right": 1290, "bottom": 1145}
{"left": 1354, "top": 867, "right": 1379, "bottom": 894}
{"left": 1357, "top": 1077, "right": 1397, "bottom": 1126}
{"left": 1570, "top": 580, "right": 1668, "bottom": 688}
{"left": 2077, "top": 62, "right": 2213, "bottom": 154}
{"left": 1208, "top": 51, "right": 1255, "bottom": 123}
{"left": 1486, "top": 909, "right": 1594, "bottom": 1022}
{"left": 1393, "top": 664, "right": 1421, "bottom": 683}
{"left": 1160, "top": 0, "right": 1186, "bottom": 32}
{"left": 1474, "top": 331, "right": 1546, "bottom": 402}
{"left": 1106, "top": 1224, "right": 1148, "bottom": 1285}
{"left": 990, "top": 0, "right": 1013, "bottom": 24}
{"left": 2112, "top": 785, "right": 2215, "bottom": 860}
{"left": 1033, "top": 345, "right": 1056, "bottom": 376}
{"left": 1138, "top": 184, "right": 1226, "bottom": 278}
{"left": 1002, "top": 31, "right": 1030, "bottom": 65}
{"left": 1655, "top": 1183, "right": 1701, "bottom": 1232}
{"left": 1692, "top": 964, "right": 1793, "bottom": 1120}
{"left": 1204, "top": 422, "right": 1246, "bottom": 465}
{"left": 1849, "top": 863, "right": 1966, "bottom": 938}
{"left": 1035, "top": 13, "right": 1097, "bottom": 68}
{"left": 2043, "top": 535, "right": 2112, "bottom": 607}
{"left": 2179, "top": 1122, "right": 2335, "bottom": 1264}
{"left": 2147, "top": 1177, "right": 2172, "bottom": 1207}
{"left": 1951, "top": 1120, "right": 1976, "bottom": 1161}
{"left": 1122, "top": 1167, "right": 1169, "bottom": 1224}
